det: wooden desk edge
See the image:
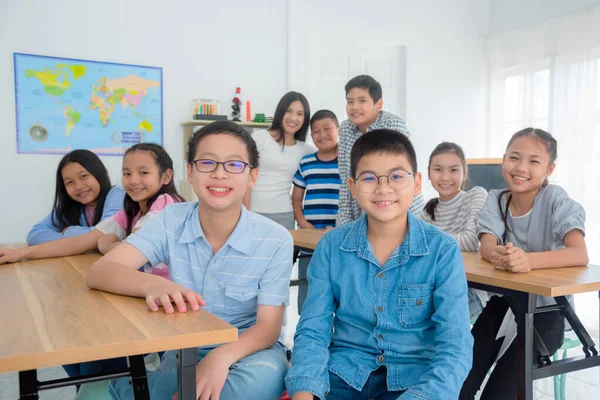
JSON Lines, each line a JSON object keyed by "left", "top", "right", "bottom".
{"left": 0, "top": 328, "right": 238, "bottom": 374}
{"left": 289, "top": 237, "right": 600, "bottom": 297}
{"left": 466, "top": 274, "right": 554, "bottom": 297}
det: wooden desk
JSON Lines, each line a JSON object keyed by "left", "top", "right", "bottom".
{"left": 0, "top": 252, "right": 237, "bottom": 399}
{"left": 463, "top": 251, "right": 600, "bottom": 297}
{"left": 289, "top": 230, "right": 600, "bottom": 296}
{"left": 289, "top": 229, "right": 325, "bottom": 253}
{"left": 289, "top": 229, "right": 600, "bottom": 400}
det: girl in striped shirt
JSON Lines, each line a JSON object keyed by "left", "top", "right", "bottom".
{"left": 420, "top": 142, "right": 489, "bottom": 320}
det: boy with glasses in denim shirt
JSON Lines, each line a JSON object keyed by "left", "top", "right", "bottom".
{"left": 286, "top": 129, "right": 472, "bottom": 400}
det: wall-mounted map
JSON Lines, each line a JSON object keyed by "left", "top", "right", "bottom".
{"left": 14, "top": 53, "right": 162, "bottom": 155}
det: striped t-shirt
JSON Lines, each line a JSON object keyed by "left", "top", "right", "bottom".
{"left": 293, "top": 152, "right": 341, "bottom": 229}
{"left": 419, "top": 186, "right": 488, "bottom": 251}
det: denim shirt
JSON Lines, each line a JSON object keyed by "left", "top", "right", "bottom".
{"left": 285, "top": 212, "right": 473, "bottom": 400}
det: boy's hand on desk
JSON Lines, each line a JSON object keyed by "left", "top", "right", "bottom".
{"left": 499, "top": 243, "right": 531, "bottom": 273}
{"left": 0, "top": 248, "right": 28, "bottom": 265}
{"left": 145, "top": 281, "right": 205, "bottom": 313}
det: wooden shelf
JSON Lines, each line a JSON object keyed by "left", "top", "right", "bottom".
{"left": 180, "top": 120, "right": 271, "bottom": 129}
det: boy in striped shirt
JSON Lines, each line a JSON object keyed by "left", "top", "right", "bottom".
{"left": 292, "top": 110, "right": 341, "bottom": 230}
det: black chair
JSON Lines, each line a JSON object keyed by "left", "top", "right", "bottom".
{"left": 465, "top": 158, "right": 506, "bottom": 191}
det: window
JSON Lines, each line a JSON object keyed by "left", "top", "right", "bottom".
{"left": 502, "top": 69, "right": 550, "bottom": 142}
{"left": 597, "top": 60, "right": 600, "bottom": 136}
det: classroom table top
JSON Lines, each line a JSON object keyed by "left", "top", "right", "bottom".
{"left": 289, "top": 229, "right": 600, "bottom": 297}
{"left": 0, "top": 251, "right": 237, "bottom": 373}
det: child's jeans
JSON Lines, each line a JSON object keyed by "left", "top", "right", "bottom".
{"left": 317, "top": 368, "right": 405, "bottom": 400}
{"left": 109, "top": 342, "right": 288, "bottom": 400}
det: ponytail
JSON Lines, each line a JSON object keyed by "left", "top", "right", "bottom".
{"left": 424, "top": 198, "right": 439, "bottom": 221}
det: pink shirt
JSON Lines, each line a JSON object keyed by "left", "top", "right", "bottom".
{"left": 96, "top": 193, "right": 178, "bottom": 279}
{"left": 112, "top": 193, "right": 177, "bottom": 233}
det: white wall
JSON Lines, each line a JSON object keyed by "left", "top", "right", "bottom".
{"left": 290, "top": 0, "right": 489, "bottom": 200}
{"left": 0, "top": 0, "right": 288, "bottom": 242}
{"left": 0, "top": 0, "right": 488, "bottom": 242}
{"left": 489, "top": 0, "right": 600, "bottom": 34}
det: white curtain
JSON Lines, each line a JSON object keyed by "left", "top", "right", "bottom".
{"left": 485, "top": 6, "right": 600, "bottom": 263}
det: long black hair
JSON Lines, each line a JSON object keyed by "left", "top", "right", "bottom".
{"left": 424, "top": 142, "right": 467, "bottom": 221}
{"left": 269, "top": 91, "right": 310, "bottom": 147}
{"left": 51, "top": 150, "right": 112, "bottom": 229}
{"left": 123, "top": 143, "right": 184, "bottom": 235}
{"left": 498, "top": 128, "right": 557, "bottom": 243}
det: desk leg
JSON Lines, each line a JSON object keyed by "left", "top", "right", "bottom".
{"left": 128, "top": 355, "right": 150, "bottom": 400}
{"left": 515, "top": 293, "right": 536, "bottom": 400}
{"left": 177, "top": 347, "right": 197, "bottom": 400}
{"left": 18, "top": 370, "right": 38, "bottom": 400}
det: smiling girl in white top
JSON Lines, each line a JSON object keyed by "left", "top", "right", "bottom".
{"left": 246, "top": 91, "right": 316, "bottom": 229}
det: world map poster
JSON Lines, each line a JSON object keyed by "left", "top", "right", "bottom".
{"left": 14, "top": 53, "right": 163, "bottom": 155}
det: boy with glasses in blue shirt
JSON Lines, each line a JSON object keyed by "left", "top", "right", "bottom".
{"left": 87, "top": 121, "right": 293, "bottom": 400}
{"left": 286, "top": 129, "right": 472, "bottom": 400}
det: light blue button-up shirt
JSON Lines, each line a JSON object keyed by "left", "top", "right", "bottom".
{"left": 286, "top": 212, "right": 473, "bottom": 400}
{"left": 126, "top": 202, "right": 294, "bottom": 331}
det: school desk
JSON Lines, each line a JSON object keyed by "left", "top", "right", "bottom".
{"left": 288, "top": 229, "right": 600, "bottom": 400}
{"left": 0, "top": 248, "right": 237, "bottom": 400}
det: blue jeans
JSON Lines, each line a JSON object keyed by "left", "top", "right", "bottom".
{"left": 321, "top": 368, "right": 405, "bottom": 400}
{"left": 109, "top": 342, "right": 288, "bottom": 400}
{"left": 63, "top": 358, "right": 128, "bottom": 378}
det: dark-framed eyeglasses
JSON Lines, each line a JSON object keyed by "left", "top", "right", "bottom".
{"left": 191, "top": 159, "right": 252, "bottom": 174}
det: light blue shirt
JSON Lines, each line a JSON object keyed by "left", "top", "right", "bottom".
{"left": 285, "top": 212, "right": 473, "bottom": 400}
{"left": 26, "top": 186, "right": 125, "bottom": 245}
{"left": 126, "top": 202, "right": 294, "bottom": 331}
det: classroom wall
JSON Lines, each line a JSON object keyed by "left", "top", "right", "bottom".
{"left": 0, "top": 0, "right": 488, "bottom": 242}
{"left": 489, "top": 0, "right": 600, "bottom": 34}
{"left": 0, "top": 0, "right": 288, "bottom": 242}
{"left": 289, "top": 0, "right": 488, "bottom": 200}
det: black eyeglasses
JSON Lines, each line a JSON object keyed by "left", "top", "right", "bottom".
{"left": 354, "top": 169, "right": 415, "bottom": 192}
{"left": 191, "top": 159, "right": 252, "bottom": 174}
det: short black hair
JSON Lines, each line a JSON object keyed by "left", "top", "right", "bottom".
{"left": 350, "top": 129, "right": 417, "bottom": 178}
{"left": 310, "top": 109, "right": 339, "bottom": 128}
{"left": 187, "top": 120, "right": 259, "bottom": 168}
{"left": 345, "top": 75, "right": 382, "bottom": 103}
